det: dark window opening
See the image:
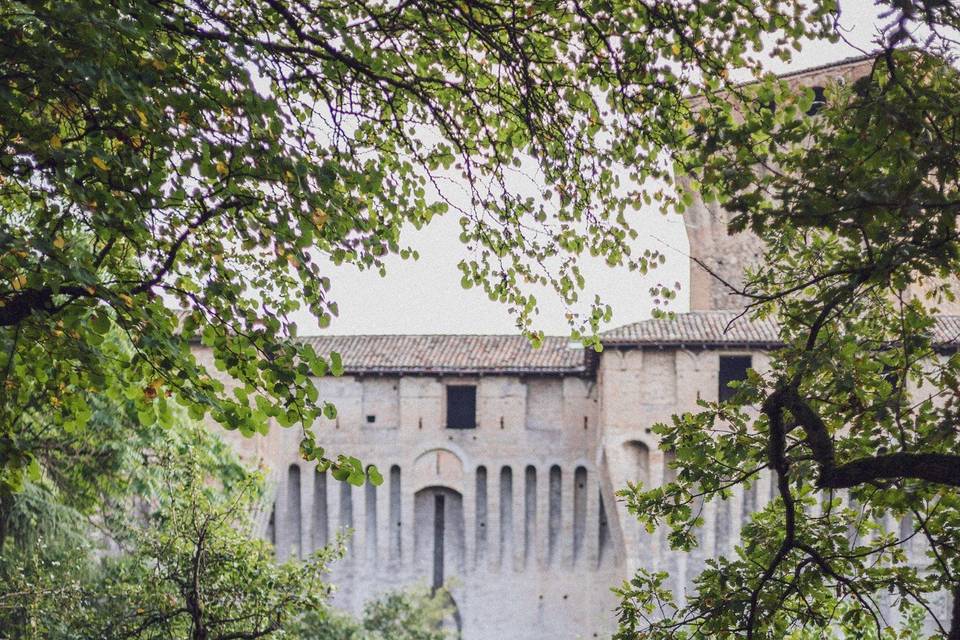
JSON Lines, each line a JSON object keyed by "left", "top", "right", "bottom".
{"left": 366, "top": 414, "right": 376, "bottom": 424}
{"left": 806, "top": 86, "right": 827, "bottom": 116}
{"left": 719, "top": 355, "right": 752, "bottom": 402}
{"left": 446, "top": 385, "right": 477, "bottom": 429}
{"left": 433, "top": 493, "right": 445, "bottom": 591}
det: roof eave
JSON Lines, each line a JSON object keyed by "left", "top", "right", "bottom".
{"left": 601, "top": 339, "right": 785, "bottom": 350}
{"left": 339, "top": 367, "right": 592, "bottom": 377}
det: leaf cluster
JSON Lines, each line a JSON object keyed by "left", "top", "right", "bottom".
{"left": 618, "top": 48, "right": 960, "bottom": 639}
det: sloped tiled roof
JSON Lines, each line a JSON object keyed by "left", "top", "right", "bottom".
{"left": 775, "top": 52, "right": 878, "bottom": 81}
{"left": 293, "top": 311, "right": 960, "bottom": 375}
{"left": 299, "top": 334, "right": 592, "bottom": 375}
{"left": 603, "top": 310, "right": 960, "bottom": 349}
{"left": 933, "top": 315, "right": 960, "bottom": 346}
{"left": 602, "top": 310, "right": 781, "bottom": 347}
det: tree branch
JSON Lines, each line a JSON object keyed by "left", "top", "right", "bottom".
{"left": 822, "top": 452, "right": 960, "bottom": 489}
{"left": 0, "top": 285, "right": 97, "bottom": 327}
{"left": 771, "top": 385, "right": 960, "bottom": 488}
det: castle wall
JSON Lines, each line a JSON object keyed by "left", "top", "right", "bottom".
{"left": 199, "top": 334, "right": 955, "bottom": 635}
{"left": 196, "top": 344, "right": 622, "bottom": 640}
{"left": 597, "top": 346, "right": 772, "bottom": 591}
{"left": 197, "top": 340, "right": 798, "bottom": 637}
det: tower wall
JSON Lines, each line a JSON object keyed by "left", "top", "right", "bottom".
{"left": 684, "top": 56, "right": 879, "bottom": 311}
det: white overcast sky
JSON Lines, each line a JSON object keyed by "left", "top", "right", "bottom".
{"left": 296, "top": 0, "right": 886, "bottom": 337}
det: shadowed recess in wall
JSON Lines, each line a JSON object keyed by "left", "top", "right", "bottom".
{"left": 498, "top": 467, "right": 513, "bottom": 569}
{"left": 284, "top": 465, "right": 302, "bottom": 560}
{"left": 573, "top": 466, "right": 587, "bottom": 562}
{"left": 475, "top": 466, "right": 487, "bottom": 563}
{"left": 414, "top": 486, "right": 465, "bottom": 584}
{"left": 390, "top": 465, "right": 402, "bottom": 562}
{"left": 365, "top": 466, "right": 378, "bottom": 564}
{"left": 548, "top": 465, "right": 562, "bottom": 566}
{"left": 313, "top": 469, "right": 328, "bottom": 551}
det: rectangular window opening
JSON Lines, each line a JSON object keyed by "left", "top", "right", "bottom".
{"left": 719, "top": 355, "right": 752, "bottom": 403}
{"left": 446, "top": 385, "right": 477, "bottom": 429}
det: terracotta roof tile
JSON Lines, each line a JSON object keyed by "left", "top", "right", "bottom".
{"left": 295, "top": 311, "right": 960, "bottom": 375}
{"left": 602, "top": 310, "right": 960, "bottom": 348}
{"left": 299, "top": 334, "right": 591, "bottom": 375}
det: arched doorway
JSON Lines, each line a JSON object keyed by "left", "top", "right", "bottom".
{"left": 414, "top": 486, "right": 465, "bottom": 590}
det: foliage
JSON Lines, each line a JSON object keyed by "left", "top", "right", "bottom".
{"left": 293, "top": 586, "right": 452, "bottom": 640}
{"left": 616, "top": 49, "right": 960, "bottom": 639}
{"left": 0, "top": 0, "right": 859, "bottom": 491}
{"left": 0, "top": 394, "right": 447, "bottom": 640}
{"left": 80, "top": 461, "right": 335, "bottom": 639}
{"left": 0, "top": 482, "right": 94, "bottom": 639}
{"left": 0, "top": 378, "right": 245, "bottom": 546}
{"left": 0, "top": 415, "right": 336, "bottom": 640}
{"left": 3, "top": 0, "right": 960, "bottom": 637}
{"left": 0, "top": 387, "right": 226, "bottom": 635}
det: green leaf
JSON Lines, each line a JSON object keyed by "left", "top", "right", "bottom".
{"left": 90, "top": 311, "right": 111, "bottom": 335}
{"left": 330, "top": 351, "right": 344, "bottom": 377}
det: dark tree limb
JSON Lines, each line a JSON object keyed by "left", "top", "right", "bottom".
{"left": 0, "top": 285, "right": 97, "bottom": 327}
{"left": 769, "top": 385, "right": 960, "bottom": 488}
{"left": 822, "top": 452, "right": 960, "bottom": 489}
{"left": 0, "top": 198, "right": 241, "bottom": 327}
{"left": 745, "top": 388, "right": 799, "bottom": 640}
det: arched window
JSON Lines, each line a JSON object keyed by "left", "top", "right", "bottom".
{"left": 286, "top": 464, "right": 302, "bottom": 560}
{"left": 548, "top": 465, "right": 562, "bottom": 565}
{"left": 626, "top": 441, "right": 650, "bottom": 487}
{"left": 475, "top": 466, "right": 487, "bottom": 561}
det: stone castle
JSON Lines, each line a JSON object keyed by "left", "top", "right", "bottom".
{"left": 198, "top": 55, "right": 954, "bottom": 639}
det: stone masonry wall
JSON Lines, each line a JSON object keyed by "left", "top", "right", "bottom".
{"left": 196, "top": 345, "right": 625, "bottom": 640}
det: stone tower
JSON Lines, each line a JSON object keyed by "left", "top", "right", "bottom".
{"left": 684, "top": 55, "right": 880, "bottom": 311}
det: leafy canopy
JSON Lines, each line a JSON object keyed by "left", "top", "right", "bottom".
{"left": 293, "top": 585, "right": 453, "bottom": 640}
{"left": 0, "top": 377, "right": 447, "bottom": 640}
{"left": 0, "top": 0, "right": 847, "bottom": 491}
{"left": 4, "top": 1, "right": 960, "bottom": 637}
{"left": 0, "top": 394, "right": 335, "bottom": 640}
{"left": 616, "top": 48, "right": 960, "bottom": 640}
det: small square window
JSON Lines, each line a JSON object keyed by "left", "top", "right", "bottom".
{"left": 719, "top": 355, "right": 752, "bottom": 403}
{"left": 366, "top": 415, "right": 376, "bottom": 424}
{"left": 806, "top": 86, "right": 827, "bottom": 116}
{"left": 446, "top": 385, "right": 477, "bottom": 429}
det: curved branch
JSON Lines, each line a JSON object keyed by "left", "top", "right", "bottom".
{"left": 772, "top": 385, "right": 960, "bottom": 488}
{"left": 0, "top": 285, "right": 96, "bottom": 326}
{"left": 821, "top": 452, "right": 960, "bottom": 489}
